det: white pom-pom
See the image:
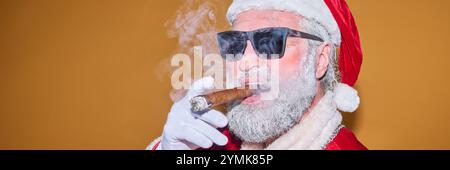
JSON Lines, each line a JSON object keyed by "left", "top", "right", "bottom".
{"left": 333, "top": 83, "right": 360, "bottom": 112}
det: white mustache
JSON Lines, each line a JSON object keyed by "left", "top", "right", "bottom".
{"left": 237, "top": 66, "right": 271, "bottom": 87}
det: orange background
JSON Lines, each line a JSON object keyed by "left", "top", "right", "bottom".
{"left": 1, "top": 0, "right": 450, "bottom": 149}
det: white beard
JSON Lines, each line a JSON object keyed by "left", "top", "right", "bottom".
{"left": 227, "top": 54, "right": 317, "bottom": 143}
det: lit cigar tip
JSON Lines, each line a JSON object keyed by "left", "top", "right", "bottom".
{"left": 190, "top": 96, "right": 211, "bottom": 113}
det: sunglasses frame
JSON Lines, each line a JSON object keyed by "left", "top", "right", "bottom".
{"left": 217, "top": 27, "right": 324, "bottom": 61}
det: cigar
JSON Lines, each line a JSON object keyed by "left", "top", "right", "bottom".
{"left": 190, "top": 87, "right": 255, "bottom": 113}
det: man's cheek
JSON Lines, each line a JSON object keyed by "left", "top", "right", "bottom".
{"left": 278, "top": 50, "right": 304, "bottom": 78}
{"left": 278, "top": 62, "right": 300, "bottom": 80}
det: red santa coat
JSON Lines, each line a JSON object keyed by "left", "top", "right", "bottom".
{"left": 149, "top": 90, "right": 367, "bottom": 150}
{"left": 203, "top": 127, "right": 367, "bottom": 150}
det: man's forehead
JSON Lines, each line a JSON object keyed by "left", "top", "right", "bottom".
{"left": 232, "top": 10, "right": 304, "bottom": 31}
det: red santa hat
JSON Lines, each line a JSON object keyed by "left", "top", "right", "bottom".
{"left": 226, "top": 0, "right": 363, "bottom": 112}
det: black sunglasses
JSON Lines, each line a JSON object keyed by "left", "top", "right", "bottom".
{"left": 217, "top": 27, "right": 324, "bottom": 61}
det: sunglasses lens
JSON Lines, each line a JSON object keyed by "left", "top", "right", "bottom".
{"left": 253, "top": 28, "right": 287, "bottom": 59}
{"left": 217, "top": 32, "right": 246, "bottom": 61}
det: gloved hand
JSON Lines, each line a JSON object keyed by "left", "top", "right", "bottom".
{"left": 159, "top": 77, "right": 229, "bottom": 150}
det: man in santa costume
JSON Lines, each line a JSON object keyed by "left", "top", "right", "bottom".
{"left": 148, "top": 0, "right": 367, "bottom": 150}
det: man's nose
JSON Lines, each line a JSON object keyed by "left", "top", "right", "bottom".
{"left": 238, "top": 40, "right": 260, "bottom": 71}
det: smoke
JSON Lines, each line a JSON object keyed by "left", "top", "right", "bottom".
{"left": 166, "top": 0, "right": 229, "bottom": 55}
{"left": 156, "top": 0, "right": 230, "bottom": 101}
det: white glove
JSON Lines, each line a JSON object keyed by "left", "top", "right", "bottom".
{"left": 159, "top": 77, "right": 229, "bottom": 150}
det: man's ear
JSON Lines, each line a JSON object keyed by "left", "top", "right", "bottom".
{"left": 315, "top": 42, "right": 331, "bottom": 79}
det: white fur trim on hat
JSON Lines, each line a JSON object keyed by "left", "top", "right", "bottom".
{"left": 227, "top": 0, "right": 341, "bottom": 45}
{"left": 333, "top": 83, "right": 360, "bottom": 112}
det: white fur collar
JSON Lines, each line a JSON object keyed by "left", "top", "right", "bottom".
{"left": 241, "top": 90, "right": 343, "bottom": 150}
